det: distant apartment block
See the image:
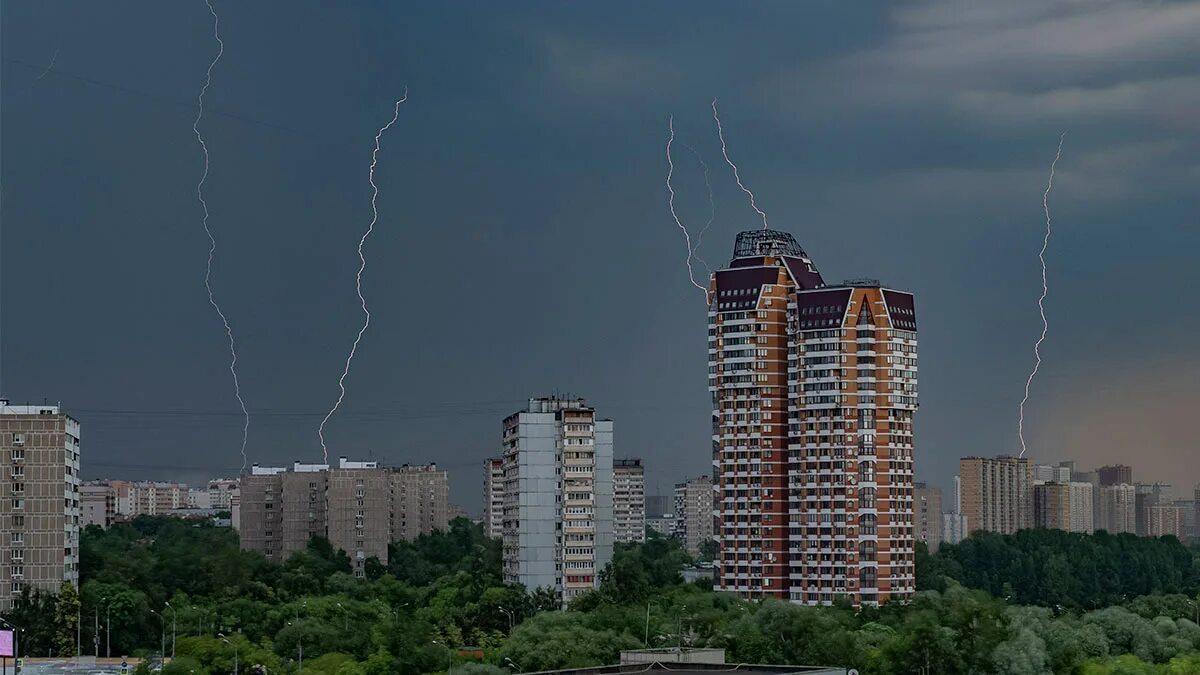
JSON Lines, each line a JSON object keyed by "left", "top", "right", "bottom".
{"left": 80, "top": 482, "right": 115, "bottom": 529}
{"left": 674, "top": 476, "right": 713, "bottom": 558}
{"left": 646, "top": 495, "right": 672, "bottom": 519}
{"left": 237, "top": 458, "right": 449, "bottom": 575}
{"left": 1098, "top": 483, "right": 1137, "bottom": 534}
{"left": 483, "top": 458, "right": 504, "bottom": 539}
{"left": 942, "top": 476, "right": 968, "bottom": 545}
{"left": 1135, "top": 482, "right": 1173, "bottom": 536}
{"left": 1097, "top": 465, "right": 1133, "bottom": 487}
{"left": 390, "top": 464, "right": 450, "bottom": 542}
{"left": 501, "top": 397, "right": 614, "bottom": 606}
{"left": 914, "top": 483, "right": 943, "bottom": 552}
{"left": 613, "top": 459, "right": 646, "bottom": 544}
{"left": 208, "top": 478, "right": 239, "bottom": 510}
{"left": 0, "top": 401, "right": 81, "bottom": 612}
{"left": 1033, "top": 481, "right": 1094, "bottom": 534}
{"left": 1033, "top": 463, "right": 1071, "bottom": 483}
{"left": 958, "top": 456, "right": 1033, "bottom": 535}
{"left": 1144, "top": 504, "right": 1186, "bottom": 538}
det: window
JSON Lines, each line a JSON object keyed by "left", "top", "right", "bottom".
{"left": 859, "top": 540, "right": 877, "bottom": 561}
{"left": 11, "top": 499, "right": 23, "bottom": 510}
{"left": 859, "top": 567, "right": 877, "bottom": 587}
{"left": 859, "top": 487, "right": 876, "bottom": 509}
{"left": 859, "top": 514, "right": 877, "bottom": 535}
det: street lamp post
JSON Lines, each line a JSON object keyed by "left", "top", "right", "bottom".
{"left": 497, "top": 606, "right": 515, "bottom": 633}
{"left": 432, "top": 640, "right": 453, "bottom": 674}
{"left": 149, "top": 610, "right": 165, "bottom": 665}
{"left": 504, "top": 657, "right": 522, "bottom": 672}
{"left": 103, "top": 598, "right": 111, "bottom": 659}
{"left": 219, "top": 634, "right": 238, "bottom": 675}
{"left": 165, "top": 602, "right": 176, "bottom": 659}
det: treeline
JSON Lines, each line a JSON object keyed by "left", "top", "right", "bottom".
{"left": 919, "top": 528, "right": 1200, "bottom": 608}
{"left": 4, "top": 519, "right": 1200, "bottom": 675}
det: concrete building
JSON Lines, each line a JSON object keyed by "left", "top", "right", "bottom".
{"left": 208, "top": 478, "right": 239, "bottom": 510}
{"left": 958, "top": 456, "right": 1033, "bottom": 535}
{"left": 942, "top": 476, "right": 969, "bottom": 545}
{"left": 708, "top": 230, "right": 919, "bottom": 607}
{"left": 1097, "top": 465, "right": 1133, "bottom": 487}
{"left": 613, "top": 459, "right": 646, "bottom": 544}
{"left": 187, "top": 487, "right": 213, "bottom": 510}
{"left": 484, "top": 458, "right": 505, "bottom": 539}
{"left": 80, "top": 482, "right": 114, "bottom": 529}
{"left": 1135, "top": 482, "right": 1174, "bottom": 536}
{"left": 646, "top": 495, "right": 672, "bottom": 519}
{"left": 238, "top": 457, "right": 450, "bottom": 572}
{"left": 390, "top": 463, "right": 449, "bottom": 542}
{"left": 501, "top": 397, "right": 614, "bottom": 606}
{"left": 674, "top": 476, "right": 713, "bottom": 558}
{"left": 1172, "top": 499, "right": 1196, "bottom": 541}
{"left": 1098, "top": 483, "right": 1137, "bottom": 534}
{"left": 1034, "top": 464, "right": 1071, "bottom": 483}
{"left": 327, "top": 459, "right": 389, "bottom": 576}
{"left": 1034, "top": 482, "right": 1071, "bottom": 531}
{"left": 0, "top": 401, "right": 81, "bottom": 612}
{"left": 914, "top": 483, "right": 943, "bottom": 552}
{"left": 646, "top": 515, "right": 676, "bottom": 537}
{"left": 1145, "top": 504, "right": 1186, "bottom": 538}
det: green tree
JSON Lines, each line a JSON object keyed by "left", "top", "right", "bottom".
{"left": 54, "top": 582, "right": 81, "bottom": 656}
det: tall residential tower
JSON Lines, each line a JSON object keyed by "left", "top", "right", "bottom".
{"left": 708, "top": 230, "right": 918, "bottom": 606}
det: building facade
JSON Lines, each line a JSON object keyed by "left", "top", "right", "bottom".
{"left": 613, "top": 459, "right": 646, "bottom": 544}
{"left": 708, "top": 230, "right": 918, "bottom": 606}
{"left": 484, "top": 458, "right": 505, "bottom": 539}
{"left": 1097, "top": 465, "right": 1133, "bottom": 487}
{"left": 674, "top": 476, "right": 714, "bottom": 557}
{"left": 0, "top": 401, "right": 81, "bottom": 612}
{"left": 390, "top": 463, "right": 450, "bottom": 542}
{"left": 1098, "top": 483, "right": 1137, "bottom": 534}
{"left": 501, "top": 397, "right": 614, "bottom": 606}
{"left": 80, "top": 482, "right": 114, "bottom": 529}
{"left": 942, "top": 475, "right": 969, "bottom": 545}
{"left": 914, "top": 483, "right": 943, "bottom": 552}
{"left": 958, "top": 456, "right": 1033, "bottom": 535}
{"left": 237, "top": 457, "right": 448, "bottom": 574}
{"left": 1034, "top": 482, "right": 1071, "bottom": 531}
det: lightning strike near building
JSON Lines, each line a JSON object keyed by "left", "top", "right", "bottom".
{"left": 708, "top": 230, "right": 918, "bottom": 606}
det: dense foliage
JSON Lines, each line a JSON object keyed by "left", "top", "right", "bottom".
{"left": 919, "top": 529, "right": 1200, "bottom": 609}
{"left": 3, "top": 519, "right": 1199, "bottom": 675}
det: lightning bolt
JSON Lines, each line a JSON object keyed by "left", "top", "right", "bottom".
{"left": 666, "top": 116, "right": 707, "bottom": 298}
{"left": 318, "top": 93, "right": 408, "bottom": 462}
{"left": 711, "top": 98, "right": 768, "bottom": 230}
{"left": 194, "top": 0, "right": 249, "bottom": 473}
{"left": 679, "top": 142, "right": 715, "bottom": 274}
{"left": 1018, "top": 132, "right": 1066, "bottom": 459}
{"left": 36, "top": 48, "right": 60, "bottom": 81}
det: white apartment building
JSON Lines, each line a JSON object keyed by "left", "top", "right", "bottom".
{"left": 483, "top": 458, "right": 504, "bottom": 539}
{"left": 501, "top": 397, "right": 613, "bottom": 606}
{"left": 613, "top": 458, "right": 646, "bottom": 544}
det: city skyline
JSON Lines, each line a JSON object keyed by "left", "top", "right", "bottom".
{"left": 2, "top": 1, "right": 1199, "bottom": 514}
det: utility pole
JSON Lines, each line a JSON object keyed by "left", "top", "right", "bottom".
{"left": 93, "top": 608, "right": 99, "bottom": 656}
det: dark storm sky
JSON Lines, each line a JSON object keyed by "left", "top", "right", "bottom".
{"left": 2, "top": 1, "right": 1198, "bottom": 512}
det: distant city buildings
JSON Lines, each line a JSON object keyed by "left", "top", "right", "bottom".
{"left": 80, "top": 482, "right": 114, "bottom": 529}
{"left": 942, "top": 476, "right": 969, "bottom": 546}
{"left": 613, "top": 459, "right": 646, "bottom": 544}
{"left": 674, "top": 476, "right": 713, "bottom": 558}
{"left": 1098, "top": 464, "right": 1133, "bottom": 487}
{"left": 709, "top": 229, "right": 919, "bottom": 607}
{"left": 237, "top": 458, "right": 449, "bottom": 575}
{"left": 1098, "top": 483, "right": 1137, "bottom": 534}
{"left": 1144, "top": 504, "right": 1186, "bottom": 538}
{"left": 0, "top": 401, "right": 81, "bottom": 612}
{"left": 1135, "top": 482, "right": 1174, "bottom": 536}
{"left": 483, "top": 457, "right": 504, "bottom": 539}
{"left": 1033, "top": 480, "right": 1093, "bottom": 534}
{"left": 958, "top": 456, "right": 1033, "bottom": 535}
{"left": 1034, "top": 463, "right": 1071, "bottom": 483}
{"left": 501, "top": 397, "right": 613, "bottom": 606}
{"left": 914, "top": 483, "right": 943, "bottom": 552}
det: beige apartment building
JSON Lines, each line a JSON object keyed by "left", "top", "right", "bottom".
{"left": 914, "top": 483, "right": 943, "bottom": 552}
{"left": 1098, "top": 483, "right": 1137, "bottom": 534}
{"left": 958, "top": 456, "right": 1033, "bottom": 535}
{"left": 390, "top": 464, "right": 449, "bottom": 542}
{"left": 483, "top": 458, "right": 504, "bottom": 539}
{"left": 237, "top": 457, "right": 449, "bottom": 574}
{"left": 613, "top": 458, "right": 646, "bottom": 544}
{"left": 674, "top": 475, "right": 713, "bottom": 558}
{"left": 0, "top": 401, "right": 81, "bottom": 612}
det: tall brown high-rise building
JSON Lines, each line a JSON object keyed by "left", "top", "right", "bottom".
{"left": 1097, "top": 465, "right": 1133, "bottom": 487}
{"left": 390, "top": 464, "right": 450, "bottom": 542}
{"left": 708, "top": 230, "right": 918, "bottom": 606}
{"left": 958, "top": 456, "right": 1034, "bottom": 535}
